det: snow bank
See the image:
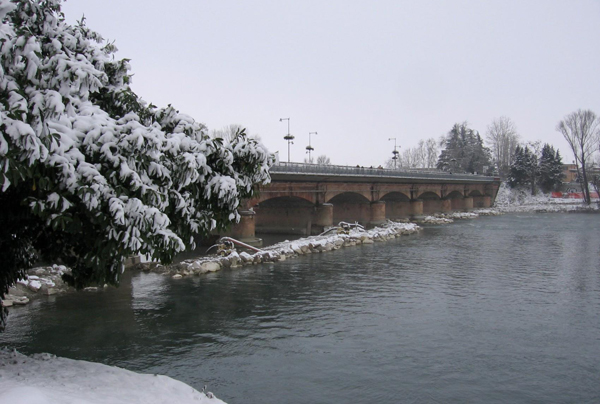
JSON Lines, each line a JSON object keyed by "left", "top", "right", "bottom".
{"left": 494, "top": 183, "right": 599, "bottom": 213}
{"left": 0, "top": 349, "right": 225, "bottom": 404}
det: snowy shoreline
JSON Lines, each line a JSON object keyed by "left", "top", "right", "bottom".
{"left": 0, "top": 349, "right": 225, "bottom": 404}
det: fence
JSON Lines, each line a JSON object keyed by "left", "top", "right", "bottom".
{"left": 270, "top": 162, "right": 497, "bottom": 182}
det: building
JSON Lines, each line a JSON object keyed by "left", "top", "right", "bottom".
{"left": 562, "top": 163, "right": 600, "bottom": 183}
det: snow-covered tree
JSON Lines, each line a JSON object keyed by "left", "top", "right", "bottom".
{"left": 437, "top": 122, "right": 492, "bottom": 174}
{"left": 538, "top": 144, "right": 564, "bottom": 193}
{"left": 0, "top": 0, "right": 272, "bottom": 329}
{"left": 508, "top": 145, "right": 538, "bottom": 193}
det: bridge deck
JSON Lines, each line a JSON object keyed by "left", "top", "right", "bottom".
{"left": 270, "top": 162, "right": 498, "bottom": 183}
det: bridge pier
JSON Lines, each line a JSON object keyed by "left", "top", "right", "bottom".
{"left": 369, "top": 201, "right": 386, "bottom": 227}
{"left": 232, "top": 210, "right": 256, "bottom": 241}
{"left": 463, "top": 196, "right": 473, "bottom": 210}
{"left": 385, "top": 200, "right": 412, "bottom": 219}
{"left": 410, "top": 200, "right": 423, "bottom": 216}
{"left": 312, "top": 203, "right": 334, "bottom": 234}
{"left": 441, "top": 199, "right": 452, "bottom": 213}
{"left": 472, "top": 195, "right": 491, "bottom": 208}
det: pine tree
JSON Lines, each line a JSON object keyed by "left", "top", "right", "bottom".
{"left": 538, "top": 144, "right": 564, "bottom": 193}
{"left": 508, "top": 146, "right": 527, "bottom": 187}
{"left": 437, "top": 123, "right": 492, "bottom": 174}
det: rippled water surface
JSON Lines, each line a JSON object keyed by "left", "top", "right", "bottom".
{"left": 2, "top": 213, "right": 600, "bottom": 403}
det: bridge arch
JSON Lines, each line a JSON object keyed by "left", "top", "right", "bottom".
{"left": 446, "top": 190, "right": 466, "bottom": 210}
{"left": 328, "top": 192, "right": 371, "bottom": 225}
{"left": 418, "top": 191, "right": 443, "bottom": 215}
{"left": 418, "top": 191, "right": 441, "bottom": 200}
{"left": 380, "top": 191, "right": 411, "bottom": 219}
{"left": 254, "top": 196, "right": 315, "bottom": 235}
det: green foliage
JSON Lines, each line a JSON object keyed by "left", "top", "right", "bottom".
{"left": 437, "top": 122, "right": 492, "bottom": 174}
{"left": 0, "top": 0, "right": 272, "bottom": 330}
{"left": 508, "top": 144, "right": 564, "bottom": 194}
{"left": 538, "top": 144, "right": 564, "bottom": 193}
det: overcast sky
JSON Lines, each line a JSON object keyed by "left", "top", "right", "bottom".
{"left": 61, "top": 0, "right": 600, "bottom": 166}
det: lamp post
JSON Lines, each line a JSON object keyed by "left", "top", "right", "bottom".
{"left": 279, "top": 118, "right": 293, "bottom": 162}
{"left": 389, "top": 138, "right": 400, "bottom": 169}
{"left": 306, "top": 131, "right": 317, "bottom": 163}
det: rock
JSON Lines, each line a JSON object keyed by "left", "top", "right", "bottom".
{"left": 45, "top": 288, "right": 59, "bottom": 296}
{"left": 200, "top": 261, "right": 221, "bottom": 272}
{"left": 362, "top": 238, "right": 374, "bottom": 244}
{"left": 11, "top": 296, "right": 29, "bottom": 305}
{"left": 239, "top": 252, "right": 253, "bottom": 263}
{"left": 1, "top": 299, "right": 13, "bottom": 307}
{"left": 172, "top": 274, "right": 183, "bottom": 279}
{"left": 28, "top": 281, "right": 42, "bottom": 292}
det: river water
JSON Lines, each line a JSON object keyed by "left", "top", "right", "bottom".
{"left": 2, "top": 213, "right": 599, "bottom": 403}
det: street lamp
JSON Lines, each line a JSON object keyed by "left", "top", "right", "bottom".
{"left": 279, "top": 118, "right": 293, "bottom": 163}
{"left": 389, "top": 138, "right": 400, "bottom": 169}
{"left": 306, "top": 131, "right": 317, "bottom": 163}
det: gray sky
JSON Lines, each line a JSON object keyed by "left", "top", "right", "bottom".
{"left": 62, "top": 0, "right": 600, "bottom": 166}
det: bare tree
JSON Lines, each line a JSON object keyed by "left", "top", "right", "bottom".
{"left": 425, "top": 138, "right": 438, "bottom": 168}
{"left": 399, "top": 148, "right": 417, "bottom": 168}
{"left": 556, "top": 109, "right": 600, "bottom": 204}
{"left": 486, "top": 116, "right": 520, "bottom": 178}
{"left": 316, "top": 155, "right": 331, "bottom": 165}
{"left": 210, "top": 124, "right": 244, "bottom": 142}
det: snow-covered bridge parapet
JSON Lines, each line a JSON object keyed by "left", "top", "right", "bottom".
{"left": 229, "top": 163, "right": 501, "bottom": 240}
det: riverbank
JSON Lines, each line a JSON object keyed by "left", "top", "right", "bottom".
{"left": 493, "top": 183, "right": 599, "bottom": 213}
{"left": 0, "top": 349, "right": 225, "bottom": 404}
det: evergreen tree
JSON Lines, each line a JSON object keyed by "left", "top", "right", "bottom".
{"left": 437, "top": 122, "right": 492, "bottom": 174}
{"left": 538, "top": 144, "right": 564, "bottom": 193}
{"left": 508, "top": 146, "right": 527, "bottom": 187}
{"left": 0, "top": 0, "right": 272, "bottom": 328}
{"left": 508, "top": 145, "right": 538, "bottom": 192}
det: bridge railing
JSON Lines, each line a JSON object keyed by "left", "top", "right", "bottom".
{"left": 270, "top": 162, "right": 498, "bottom": 182}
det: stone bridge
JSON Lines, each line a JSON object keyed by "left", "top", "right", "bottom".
{"left": 231, "top": 163, "right": 501, "bottom": 239}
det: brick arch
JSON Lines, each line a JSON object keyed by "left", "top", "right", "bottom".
{"left": 468, "top": 190, "right": 484, "bottom": 197}
{"left": 247, "top": 190, "right": 315, "bottom": 208}
{"left": 381, "top": 191, "right": 412, "bottom": 219}
{"left": 328, "top": 192, "right": 371, "bottom": 226}
{"left": 255, "top": 195, "right": 315, "bottom": 208}
{"left": 326, "top": 191, "right": 371, "bottom": 204}
{"left": 253, "top": 196, "right": 315, "bottom": 236}
{"left": 446, "top": 190, "right": 464, "bottom": 199}
{"left": 418, "top": 191, "right": 441, "bottom": 200}
{"left": 380, "top": 191, "right": 411, "bottom": 202}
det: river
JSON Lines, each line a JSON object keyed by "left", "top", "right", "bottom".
{"left": 2, "top": 213, "right": 599, "bottom": 403}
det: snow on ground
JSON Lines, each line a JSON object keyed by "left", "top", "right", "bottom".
{"left": 493, "top": 183, "right": 599, "bottom": 213}
{"left": 0, "top": 349, "right": 225, "bottom": 404}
